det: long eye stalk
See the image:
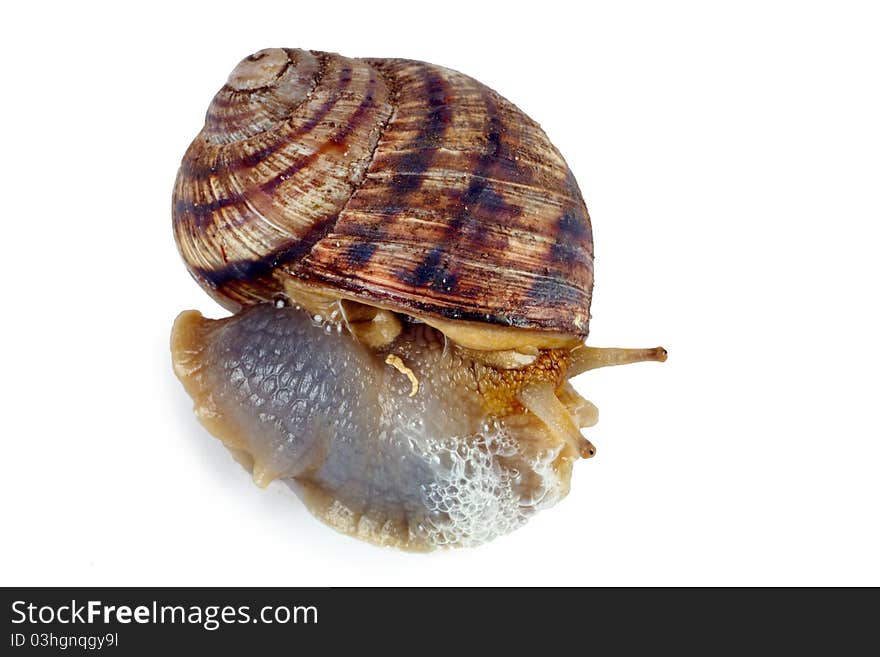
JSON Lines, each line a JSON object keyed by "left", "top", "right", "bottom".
{"left": 568, "top": 346, "right": 667, "bottom": 379}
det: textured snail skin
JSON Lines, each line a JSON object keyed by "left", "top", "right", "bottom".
{"left": 172, "top": 305, "right": 574, "bottom": 550}
{"left": 173, "top": 48, "right": 593, "bottom": 336}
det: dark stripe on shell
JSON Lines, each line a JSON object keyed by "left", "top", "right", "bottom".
{"left": 344, "top": 241, "right": 378, "bottom": 266}
{"left": 192, "top": 213, "right": 338, "bottom": 291}
{"left": 335, "top": 67, "right": 454, "bottom": 273}
{"left": 175, "top": 69, "right": 364, "bottom": 222}
{"left": 189, "top": 75, "right": 382, "bottom": 289}
{"left": 558, "top": 209, "right": 591, "bottom": 241}
{"left": 389, "top": 72, "right": 453, "bottom": 193}
{"left": 526, "top": 210, "right": 594, "bottom": 305}
{"left": 397, "top": 89, "right": 517, "bottom": 290}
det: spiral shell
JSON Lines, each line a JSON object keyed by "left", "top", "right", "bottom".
{"left": 173, "top": 48, "right": 593, "bottom": 336}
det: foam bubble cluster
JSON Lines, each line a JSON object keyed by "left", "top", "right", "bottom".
{"left": 416, "top": 425, "right": 567, "bottom": 547}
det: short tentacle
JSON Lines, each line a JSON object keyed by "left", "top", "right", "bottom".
{"left": 517, "top": 382, "right": 596, "bottom": 459}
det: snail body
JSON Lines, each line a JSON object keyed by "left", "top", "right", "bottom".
{"left": 173, "top": 305, "right": 578, "bottom": 549}
{"left": 171, "top": 48, "right": 665, "bottom": 549}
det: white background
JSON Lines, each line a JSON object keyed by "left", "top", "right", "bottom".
{"left": 2, "top": 1, "right": 878, "bottom": 586}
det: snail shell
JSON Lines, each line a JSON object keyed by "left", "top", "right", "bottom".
{"left": 173, "top": 48, "right": 593, "bottom": 341}
{"left": 171, "top": 48, "right": 664, "bottom": 550}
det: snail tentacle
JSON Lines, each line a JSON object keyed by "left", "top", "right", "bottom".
{"left": 517, "top": 382, "right": 597, "bottom": 460}
{"left": 568, "top": 345, "right": 668, "bottom": 378}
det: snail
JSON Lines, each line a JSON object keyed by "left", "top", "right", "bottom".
{"left": 171, "top": 48, "right": 666, "bottom": 550}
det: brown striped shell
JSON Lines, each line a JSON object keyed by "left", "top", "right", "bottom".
{"left": 173, "top": 48, "right": 593, "bottom": 339}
